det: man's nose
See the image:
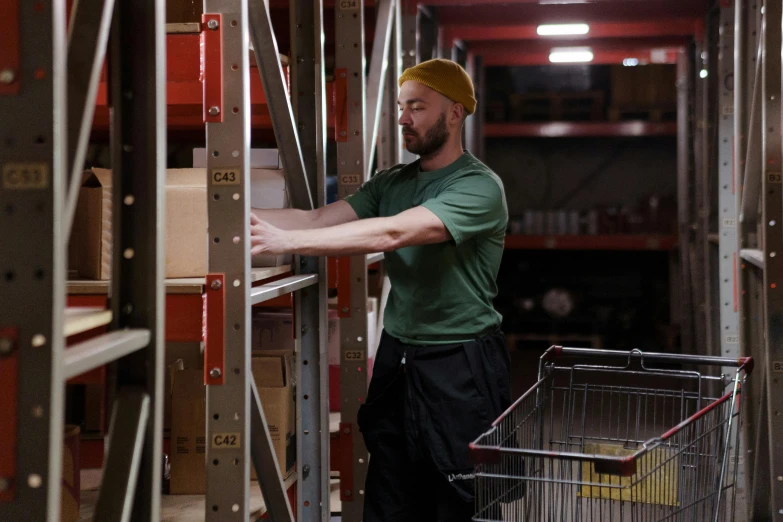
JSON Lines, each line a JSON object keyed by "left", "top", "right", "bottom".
{"left": 398, "top": 108, "right": 411, "bottom": 126}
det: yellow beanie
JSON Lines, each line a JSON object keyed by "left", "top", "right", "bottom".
{"left": 398, "top": 59, "right": 477, "bottom": 115}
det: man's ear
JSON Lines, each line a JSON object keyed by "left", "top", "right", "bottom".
{"left": 450, "top": 102, "right": 465, "bottom": 126}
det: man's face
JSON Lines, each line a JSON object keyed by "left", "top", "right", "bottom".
{"left": 398, "top": 81, "right": 451, "bottom": 156}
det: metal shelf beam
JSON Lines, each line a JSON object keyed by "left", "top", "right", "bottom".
{"left": 63, "top": 330, "right": 150, "bottom": 380}
{"left": 250, "top": 275, "right": 320, "bottom": 305}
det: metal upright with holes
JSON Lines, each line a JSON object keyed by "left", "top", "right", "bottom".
{"left": 202, "top": 0, "right": 329, "bottom": 520}
{"left": 0, "top": 2, "right": 68, "bottom": 519}
{"left": 728, "top": 0, "right": 783, "bottom": 519}
{"left": 0, "top": 0, "right": 166, "bottom": 519}
{"left": 335, "top": 1, "right": 372, "bottom": 518}
{"left": 202, "top": 0, "right": 256, "bottom": 519}
{"left": 289, "top": 0, "right": 331, "bottom": 518}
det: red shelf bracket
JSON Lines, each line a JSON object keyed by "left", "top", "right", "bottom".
{"left": 0, "top": 0, "right": 20, "bottom": 96}
{"left": 204, "top": 274, "right": 226, "bottom": 386}
{"left": 201, "top": 13, "right": 224, "bottom": 123}
{"left": 0, "top": 327, "right": 18, "bottom": 501}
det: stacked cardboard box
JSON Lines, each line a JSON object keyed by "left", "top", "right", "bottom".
{"left": 69, "top": 164, "right": 291, "bottom": 280}
{"left": 168, "top": 345, "right": 297, "bottom": 494}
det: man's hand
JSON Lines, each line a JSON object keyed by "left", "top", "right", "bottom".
{"left": 250, "top": 213, "right": 290, "bottom": 256}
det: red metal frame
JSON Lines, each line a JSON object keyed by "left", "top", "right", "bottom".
{"left": 90, "top": 33, "right": 337, "bottom": 131}
{"left": 444, "top": 18, "right": 700, "bottom": 43}
{"left": 204, "top": 274, "right": 226, "bottom": 386}
{"left": 336, "top": 257, "right": 352, "bottom": 318}
{"left": 334, "top": 68, "right": 348, "bottom": 142}
{"left": 0, "top": 0, "right": 20, "bottom": 96}
{"left": 201, "top": 14, "right": 224, "bottom": 123}
{"left": 485, "top": 121, "right": 677, "bottom": 139}
{"left": 0, "top": 327, "right": 18, "bottom": 501}
{"left": 337, "top": 423, "right": 354, "bottom": 502}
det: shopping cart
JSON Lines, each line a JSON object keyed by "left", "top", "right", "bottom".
{"left": 470, "top": 347, "right": 752, "bottom": 522}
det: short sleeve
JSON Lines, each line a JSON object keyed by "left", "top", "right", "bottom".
{"left": 344, "top": 173, "right": 385, "bottom": 219}
{"left": 421, "top": 174, "right": 506, "bottom": 246}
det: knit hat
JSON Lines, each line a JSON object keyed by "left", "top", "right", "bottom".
{"left": 398, "top": 59, "right": 477, "bottom": 115}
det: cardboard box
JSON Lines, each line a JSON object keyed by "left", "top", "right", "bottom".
{"left": 252, "top": 310, "right": 295, "bottom": 352}
{"left": 252, "top": 350, "right": 296, "bottom": 476}
{"left": 169, "top": 360, "right": 206, "bottom": 495}
{"left": 164, "top": 342, "right": 203, "bottom": 432}
{"left": 70, "top": 168, "right": 208, "bottom": 280}
{"left": 70, "top": 168, "right": 291, "bottom": 280}
{"left": 169, "top": 351, "right": 294, "bottom": 494}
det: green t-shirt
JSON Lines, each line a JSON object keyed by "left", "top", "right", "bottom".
{"left": 345, "top": 152, "right": 508, "bottom": 345}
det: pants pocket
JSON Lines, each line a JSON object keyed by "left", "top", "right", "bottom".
{"left": 427, "top": 396, "right": 492, "bottom": 501}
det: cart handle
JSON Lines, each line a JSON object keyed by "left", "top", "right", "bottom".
{"left": 541, "top": 346, "right": 754, "bottom": 374}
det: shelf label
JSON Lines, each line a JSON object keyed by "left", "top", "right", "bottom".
{"left": 211, "top": 432, "right": 241, "bottom": 449}
{"left": 2, "top": 162, "right": 48, "bottom": 189}
{"left": 211, "top": 168, "right": 240, "bottom": 185}
{"left": 339, "top": 0, "right": 359, "bottom": 9}
{"left": 340, "top": 174, "right": 361, "bottom": 186}
{"left": 722, "top": 105, "right": 734, "bottom": 116}
{"left": 726, "top": 335, "right": 739, "bottom": 344}
{"left": 345, "top": 350, "right": 365, "bottom": 361}
{"left": 768, "top": 171, "right": 782, "bottom": 184}
{"left": 722, "top": 218, "right": 736, "bottom": 227}
{"left": 773, "top": 361, "right": 783, "bottom": 373}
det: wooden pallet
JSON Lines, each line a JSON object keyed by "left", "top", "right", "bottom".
{"left": 509, "top": 90, "right": 606, "bottom": 122}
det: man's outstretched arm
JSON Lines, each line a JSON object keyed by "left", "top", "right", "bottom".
{"left": 251, "top": 200, "right": 360, "bottom": 231}
{"left": 250, "top": 206, "right": 451, "bottom": 256}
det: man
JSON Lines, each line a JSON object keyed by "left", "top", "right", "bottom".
{"left": 251, "top": 58, "right": 511, "bottom": 522}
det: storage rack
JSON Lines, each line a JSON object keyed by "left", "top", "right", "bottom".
{"left": 0, "top": 1, "right": 486, "bottom": 521}
{"left": 19, "top": 1, "right": 783, "bottom": 521}
{"left": 1, "top": 0, "right": 167, "bottom": 520}
{"left": 679, "top": 0, "right": 782, "bottom": 519}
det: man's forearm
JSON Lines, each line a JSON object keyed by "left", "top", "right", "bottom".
{"left": 287, "top": 217, "right": 399, "bottom": 256}
{"left": 252, "top": 208, "right": 318, "bottom": 231}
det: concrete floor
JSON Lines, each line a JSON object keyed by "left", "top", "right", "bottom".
{"left": 77, "top": 469, "right": 341, "bottom": 521}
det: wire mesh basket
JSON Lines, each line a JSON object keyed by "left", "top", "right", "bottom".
{"left": 470, "top": 347, "right": 753, "bottom": 522}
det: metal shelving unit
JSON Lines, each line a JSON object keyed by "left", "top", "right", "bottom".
{"left": 0, "top": 1, "right": 486, "bottom": 520}
{"left": 683, "top": 0, "right": 782, "bottom": 519}
{"left": 0, "top": 0, "right": 167, "bottom": 520}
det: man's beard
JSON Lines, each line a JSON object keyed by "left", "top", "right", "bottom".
{"left": 403, "top": 112, "right": 449, "bottom": 157}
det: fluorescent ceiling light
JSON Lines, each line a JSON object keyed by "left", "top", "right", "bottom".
{"left": 537, "top": 23, "right": 590, "bottom": 36}
{"left": 623, "top": 58, "right": 639, "bottom": 67}
{"left": 700, "top": 69, "right": 708, "bottom": 79}
{"left": 549, "top": 47, "right": 594, "bottom": 63}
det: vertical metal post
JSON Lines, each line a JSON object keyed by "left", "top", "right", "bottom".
{"left": 677, "top": 49, "right": 696, "bottom": 355}
{"left": 692, "top": 39, "right": 708, "bottom": 358}
{"left": 717, "top": 3, "right": 749, "bottom": 517}
{"left": 291, "top": 0, "right": 330, "bottom": 519}
{"left": 365, "top": 0, "right": 396, "bottom": 178}
{"left": 720, "top": 3, "right": 741, "bottom": 366}
{"left": 715, "top": 0, "right": 744, "bottom": 366}
{"left": 335, "top": 2, "right": 370, "bottom": 521}
{"left": 476, "top": 56, "right": 486, "bottom": 161}
{"left": 759, "top": 0, "right": 783, "bottom": 516}
{"left": 0, "top": 1, "right": 67, "bottom": 520}
{"left": 376, "top": 0, "right": 402, "bottom": 171}
{"left": 399, "top": 0, "right": 417, "bottom": 164}
{"left": 108, "top": 0, "right": 167, "bottom": 518}
{"left": 203, "top": 0, "right": 252, "bottom": 519}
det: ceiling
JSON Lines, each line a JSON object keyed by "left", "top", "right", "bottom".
{"left": 431, "top": 0, "right": 709, "bottom": 65}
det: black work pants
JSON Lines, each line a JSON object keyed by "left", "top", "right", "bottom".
{"left": 357, "top": 330, "right": 511, "bottom": 522}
